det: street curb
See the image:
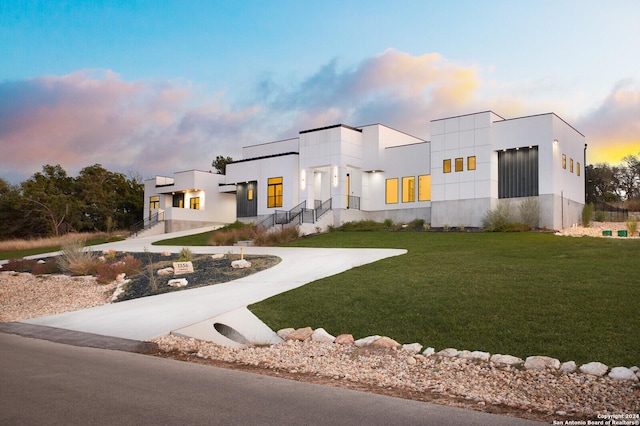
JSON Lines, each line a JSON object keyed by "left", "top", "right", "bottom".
{"left": 0, "top": 322, "right": 159, "bottom": 354}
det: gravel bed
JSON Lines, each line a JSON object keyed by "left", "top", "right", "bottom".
{"left": 152, "top": 335, "right": 639, "bottom": 423}
{"left": 0, "top": 271, "right": 114, "bottom": 322}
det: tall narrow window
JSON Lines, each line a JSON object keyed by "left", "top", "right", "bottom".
{"left": 577, "top": 162, "right": 581, "bottom": 177}
{"left": 385, "top": 178, "right": 398, "bottom": 204}
{"left": 172, "top": 193, "right": 184, "bottom": 208}
{"left": 467, "top": 156, "right": 476, "bottom": 171}
{"left": 247, "top": 188, "right": 253, "bottom": 200}
{"left": 149, "top": 196, "right": 159, "bottom": 210}
{"left": 455, "top": 157, "right": 463, "bottom": 172}
{"left": 267, "top": 177, "right": 283, "bottom": 208}
{"left": 443, "top": 159, "right": 451, "bottom": 173}
{"left": 562, "top": 154, "right": 566, "bottom": 169}
{"left": 570, "top": 158, "right": 574, "bottom": 173}
{"left": 402, "top": 177, "right": 415, "bottom": 203}
{"left": 418, "top": 175, "right": 431, "bottom": 201}
{"left": 190, "top": 197, "right": 200, "bottom": 210}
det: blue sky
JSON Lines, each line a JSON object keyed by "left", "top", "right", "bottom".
{"left": 1, "top": 0, "right": 639, "bottom": 183}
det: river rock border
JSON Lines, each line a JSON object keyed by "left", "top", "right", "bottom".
{"left": 277, "top": 327, "right": 640, "bottom": 382}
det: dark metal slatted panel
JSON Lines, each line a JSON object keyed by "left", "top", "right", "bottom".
{"left": 498, "top": 147, "right": 539, "bottom": 198}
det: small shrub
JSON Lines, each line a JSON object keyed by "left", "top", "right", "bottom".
{"left": 254, "top": 226, "right": 300, "bottom": 246}
{"left": 57, "top": 241, "right": 101, "bottom": 276}
{"left": 504, "top": 222, "right": 531, "bottom": 232}
{"left": 209, "top": 224, "right": 258, "bottom": 246}
{"left": 424, "top": 222, "right": 431, "bottom": 230}
{"left": 626, "top": 217, "right": 638, "bottom": 236}
{"left": 519, "top": 198, "right": 540, "bottom": 229}
{"left": 457, "top": 224, "right": 465, "bottom": 232}
{"left": 595, "top": 210, "right": 606, "bottom": 222}
{"left": 443, "top": 224, "right": 450, "bottom": 232}
{"left": 406, "top": 218, "right": 425, "bottom": 230}
{"left": 338, "top": 220, "right": 385, "bottom": 232}
{"left": 482, "top": 203, "right": 513, "bottom": 232}
{"left": 581, "top": 203, "right": 594, "bottom": 227}
{"left": 31, "top": 258, "right": 60, "bottom": 275}
{"left": 178, "top": 247, "right": 193, "bottom": 262}
{"left": 96, "top": 254, "right": 143, "bottom": 284}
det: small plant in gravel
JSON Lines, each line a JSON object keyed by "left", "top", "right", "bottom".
{"left": 581, "top": 202, "right": 594, "bottom": 227}
{"left": 57, "top": 241, "right": 101, "bottom": 276}
{"left": 96, "top": 254, "right": 143, "bottom": 284}
{"left": 626, "top": 217, "right": 638, "bottom": 236}
{"left": 178, "top": 247, "right": 193, "bottom": 262}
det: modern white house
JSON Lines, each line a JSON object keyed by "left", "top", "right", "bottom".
{"left": 142, "top": 111, "right": 586, "bottom": 234}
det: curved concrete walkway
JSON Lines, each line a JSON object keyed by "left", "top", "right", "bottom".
{"left": 21, "top": 228, "right": 406, "bottom": 341}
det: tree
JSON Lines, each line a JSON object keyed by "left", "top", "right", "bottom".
{"left": 21, "top": 164, "right": 78, "bottom": 237}
{"left": 0, "top": 178, "right": 30, "bottom": 239}
{"left": 586, "top": 163, "right": 621, "bottom": 203}
{"left": 619, "top": 154, "right": 640, "bottom": 200}
{"left": 211, "top": 155, "right": 233, "bottom": 174}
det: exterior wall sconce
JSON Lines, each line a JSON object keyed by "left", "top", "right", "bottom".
{"left": 332, "top": 166, "right": 338, "bottom": 187}
{"left": 300, "top": 169, "right": 306, "bottom": 190}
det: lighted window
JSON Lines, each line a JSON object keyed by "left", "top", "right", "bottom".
{"left": 386, "top": 178, "right": 398, "bottom": 204}
{"left": 247, "top": 188, "right": 253, "bottom": 200}
{"left": 402, "top": 177, "right": 415, "bottom": 203}
{"left": 443, "top": 159, "right": 451, "bottom": 173}
{"left": 467, "top": 156, "right": 476, "bottom": 171}
{"left": 267, "top": 177, "right": 283, "bottom": 208}
{"left": 577, "top": 162, "right": 581, "bottom": 177}
{"left": 418, "top": 175, "right": 431, "bottom": 201}
{"left": 149, "top": 196, "right": 159, "bottom": 210}
{"left": 570, "top": 158, "right": 574, "bottom": 173}
{"left": 455, "top": 158, "right": 463, "bottom": 172}
{"left": 562, "top": 154, "right": 566, "bottom": 169}
{"left": 190, "top": 197, "right": 200, "bottom": 210}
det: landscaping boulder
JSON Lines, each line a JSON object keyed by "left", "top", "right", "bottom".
{"left": 561, "top": 361, "right": 577, "bottom": 373}
{"left": 579, "top": 362, "right": 608, "bottom": 377}
{"left": 459, "top": 350, "right": 490, "bottom": 362}
{"left": 402, "top": 343, "right": 423, "bottom": 354}
{"left": 608, "top": 367, "right": 639, "bottom": 381}
{"left": 334, "top": 334, "right": 354, "bottom": 345}
{"left": 422, "top": 347, "right": 435, "bottom": 356}
{"left": 490, "top": 354, "right": 524, "bottom": 366}
{"left": 211, "top": 253, "right": 224, "bottom": 259}
{"left": 167, "top": 278, "right": 188, "bottom": 288}
{"left": 525, "top": 356, "right": 560, "bottom": 371}
{"left": 311, "top": 328, "right": 335, "bottom": 343}
{"left": 231, "top": 259, "right": 251, "bottom": 269}
{"left": 437, "top": 348, "right": 459, "bottom": 357}
{"left": 354, "top": 335, "right": 381, "bottom": 347}
{"left": 286, "top": 327, "right": 313, "bottom": 341}
{"left": 371, "top": 336, "right": 401, "bottom": 349}
{"left": 277, "top": 328, "right": 295, "bottom": 340}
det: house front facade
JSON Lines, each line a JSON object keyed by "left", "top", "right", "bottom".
{"left": 142, "top": 110, "right": 586, "bottom": 234}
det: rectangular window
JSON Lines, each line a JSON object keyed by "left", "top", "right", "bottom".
{"left": 570, "top": 158, "right": 574, "bottom": 173}
{"left": 418, "top": 175, "right": 431, "bottom": 201}
{"left": 467, "top": 156, "right": 476, "bottom": 171}
{"left": 455, "top": 157, "right": 463, "bottom": 172}
{"left": 172, "top": 193, "right": 184, "bottom": 208}
{"left": 149, "top": 196, "right": 159, "bottom": 210}
{"left": 385, "top": 178, "right": 398, "bottom": 204}
{"left": 577, "top": 162, "right": 581, "bottom": 177}
{"left": 267, "top": 177, "right": 283, "bottom": 208}
{"left": 443, "top": 159, "right": 451, "bottom": 173}
{"left": 562, "top": 154, "right": 566, "bottom": 169}
{"left": 498, "top": 147, "right": 539, "bottom": 198}
{"left": 402, "top": 177, "right": 415, "bottom": 203}
{"left": 247, "top": 188, "right": 253, "bottom": 200}
{"left": 189, "top": 197, "right": 200, "bottom": 210}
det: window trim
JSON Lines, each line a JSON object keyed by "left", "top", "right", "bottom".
{"left": 267, "top": 177, "right": 283, "bottom": 208}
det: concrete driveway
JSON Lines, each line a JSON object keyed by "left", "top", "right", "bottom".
{"left": 20, "top": 228, "right": 406, "bottom": 341}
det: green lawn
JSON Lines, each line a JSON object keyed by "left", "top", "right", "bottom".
{"left": 249, "top": 232, "right": 640, "bottom": 367}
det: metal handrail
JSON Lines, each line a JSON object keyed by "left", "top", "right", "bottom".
{"left": 130, "top": 210, "right": 164, "bottom": 236}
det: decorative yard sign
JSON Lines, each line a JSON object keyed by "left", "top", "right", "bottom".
{"left": 173, "top": 261, "right": 194, "bottom": 275}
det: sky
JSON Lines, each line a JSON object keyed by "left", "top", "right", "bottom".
{"left": 1, "top": 0, "right": 639, "bottom": 184}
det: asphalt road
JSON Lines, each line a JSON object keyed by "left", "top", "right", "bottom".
{"left": 0, "top": 333, "right": 545, "bottom": 426}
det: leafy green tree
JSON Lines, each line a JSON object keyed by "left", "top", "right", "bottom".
{"left": 586, "top": 163, "right": 621, "bottom": 203}
{"left": 212, "top": 155, "right": 233, "bottom": 174}
{"left": 21, "top": 164, "right": 78, "bottom": 236}
{"left": 0, "top": 178, "right": 30, "bottom": 239}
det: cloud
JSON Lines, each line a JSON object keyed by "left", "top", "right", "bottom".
{"left": 575, "top": 80, "right": 640, "bottom": 164}
{"left": 2, "top": 51, "right": 638, "bottom": 184}
{"left": 0, "top": 70, "right": 260, "bottom": 183}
